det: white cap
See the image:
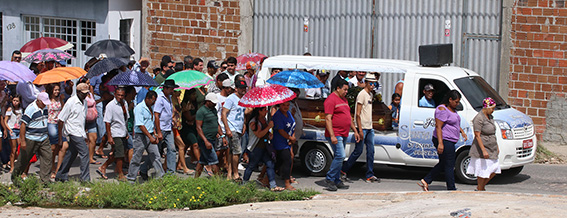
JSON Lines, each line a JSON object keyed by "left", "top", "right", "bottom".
{"left": 222, "top": 79, "right": 234, "bottom": 88}
{"left": 205, "top": 93, "right": 219, "bottom": 104}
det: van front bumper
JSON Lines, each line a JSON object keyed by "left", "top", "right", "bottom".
{"left": 498, "top": 135, "right": 537, "bottom": 170}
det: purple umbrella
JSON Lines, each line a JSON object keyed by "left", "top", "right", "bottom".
{"left": 0, "top": 61, "right": 37, "bottom": 82}
{"left": 23, "top": 48, "right": 74, "bottom": 63}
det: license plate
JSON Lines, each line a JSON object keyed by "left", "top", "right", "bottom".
{"left": 523, "top": 139, "right": 533, "bottom": 149}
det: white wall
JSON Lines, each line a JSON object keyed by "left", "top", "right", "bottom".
{"left": 108, "top": 0, "right": 142, "bottom": 61}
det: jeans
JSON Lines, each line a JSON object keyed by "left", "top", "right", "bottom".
{"left": 163, "top": 131, "right": 176, "bottom": 173}
{"left": 342, "top": 129, "right": 375, "bottom": 179}
{"left": 423, "top": 137, "right": 457, "bottom": 190}
{"left": 94, "top": 95, "right": 105, "bottom": 144}
{"left": 326, "top": 136, "right": 347, "bottom": 184}
{"left": 56, "top": 135, "right": 90, "bottom": 182}
{"left": 127, "top": 133, "right": 164, "bottom": 181}
{"left": 243, "top": 146, "right": 276, "bottom": 189}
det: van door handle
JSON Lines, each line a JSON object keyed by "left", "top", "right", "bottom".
{"left": 413, "top": 120, "right": 424, "bottom": 126}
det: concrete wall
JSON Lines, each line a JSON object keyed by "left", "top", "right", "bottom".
{"left": 509, "top": 0, "right": 567, "bottom": 141}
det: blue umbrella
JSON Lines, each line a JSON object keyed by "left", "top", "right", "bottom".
{"left": 266, "top": 69, "right": 324, "bottom": 89}
{"left": 107, "top": 70, "right": 159, "bottom": 87}
{"left": 86, "top": 57, "right": 129, "bottom": 78}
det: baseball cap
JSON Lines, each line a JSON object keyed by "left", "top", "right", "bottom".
{"left": 76, "top": 83, "right": 90, "bottom": 93}
{"left": 424, "top": 84, "right": 435, "bottom": 91}
{"left": 161, "top": 55, "right": 173, "bottom": 63}
{"left": 316, "top": 69, "right": 328, "bottom": 76}
{"left": 222, "top": 79, "right": 234, "bottom": 88}
{"left": 58, "top": 60, "right": 67, "bottom": 66}
{"left": 207, "top": 60, "right": 219, "bottom": 69}
{"left": 205, "top": 93, "right": 219, "bottom": 104}
{"left": 37, "top": 92, "right": 51, "bottom": 105}
{"left": 235, "top": 80, "right": 247, "bottom": 88}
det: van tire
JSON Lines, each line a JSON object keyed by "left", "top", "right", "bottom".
{"left": 455, "top": 149, "right": 477, "bottom": 185}
{"left": 300, "top": 144, "right": 332, "bottom": 177}
{"left": 501, "top": 166, "right": 523, "bottom": 177}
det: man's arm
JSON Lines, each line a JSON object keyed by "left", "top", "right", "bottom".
{"left": 154, "top": 112, "right": 162, "bottom": 140}
{"left": 325, "top": 113, "right": 337, "bottom": 144}
{"left": 105, "top": 122, "right": 114, "bottom": 145}
{"left": 221, "top": 108, "right": 232, "bottom": 138}
{"left": 19, "top": 123, "right": 27, "bottom": 150}
{"left": 356, "top": 102, "right": 363, "bottom": 134}
{"left": 195, "top": 120, "right": 212, "bottom": 149}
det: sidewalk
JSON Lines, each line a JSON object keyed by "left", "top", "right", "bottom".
{"left": 2, "top": 191, "right": 567, "bottom": 217}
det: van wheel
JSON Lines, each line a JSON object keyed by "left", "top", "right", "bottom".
{"left": 501, "top": 166, "right": 523, "bottom": 177}
{"left": 301, "top": 144, "right": 332, "bottom": 176}
{"left": 455, "top": 149, "right": 477, "bottom": 185}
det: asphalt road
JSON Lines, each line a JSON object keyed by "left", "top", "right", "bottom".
{"left": 2, "top": 154, "right": 566, "bottom": 196}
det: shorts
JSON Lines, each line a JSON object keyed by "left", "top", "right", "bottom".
{"left": 228, "top": 132, "right": 243, "bottom": 155}
{"left": 112, "top": 137, "right": 126, "bottom": 158}
{"left": 86, "top": 121, "right": 97, "bottom": 133}
{"left": 181, "top": 124, "right": 198, "bottom": 145}
{"left": 10, "top": 128, "right": 20, "bottom": 140}
{"left": 48, "top": 123, "right": 67, "bottom": 144}
{"left": 197, "top": 138, "right": 219, "bottom": 165}
{"left": 214, "top": 135, "right": 229, "bottom": 151}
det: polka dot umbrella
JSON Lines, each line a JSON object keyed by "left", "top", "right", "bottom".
{"left": 238, "top": 83, "right": 296, "bottom": 108}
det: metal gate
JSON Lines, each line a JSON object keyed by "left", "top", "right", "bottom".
{"left": 253, "top": 0, "right": 502, "bottom": 98}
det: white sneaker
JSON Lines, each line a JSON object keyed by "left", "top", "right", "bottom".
{"left": 238, "top": 163, "right": 246, "bottom": 171}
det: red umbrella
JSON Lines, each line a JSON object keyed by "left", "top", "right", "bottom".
{"left": 236, "top": 52, "right": 267, "bottom": 71}
{"left": 20, "top": 37, "right": 74, "bottom": 57}
{"left": 238, "top": 84, "right": 296, "bottom": 108}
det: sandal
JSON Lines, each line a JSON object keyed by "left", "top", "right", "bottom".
{"left": 90, "top": 161, "right": 102, "bottom": 165}
{"left": 290, "top": 177, "right": 298, "bottom": 184}
{"left": 417, "top": 179, "right": 429, "bottom": 192}
{"left": 271, "top": 186, "right": 285, "bottom": 192}
{"left": 285, "top": 186, "right": 297, "bottom": 191}
{"left": 96, "top": 169, "right": 108, "bottom": 180}
{"left": 50, "top": 173, "right": 56, "bottom": 179}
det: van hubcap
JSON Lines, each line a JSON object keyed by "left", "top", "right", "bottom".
{"left": 461, "top": 156, "right": 476, "bottom": 181}
{"left": 305, "top": 149, "right": 326, "bottom": 173}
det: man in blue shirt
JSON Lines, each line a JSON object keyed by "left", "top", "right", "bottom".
{"left": 153, "top": 79, "right": 179, "bottom": 174}
{"left": 12, "top": 93, "right": 51, "bottom": 183}
{"left": 418, "top": 84, "right": 436, "bottom": 108}
{"left": 126, "top": 91, "right": 164, "bottom": 182}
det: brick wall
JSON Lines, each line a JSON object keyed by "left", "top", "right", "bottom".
{"left": 143, "top": 0, "right": 241, "bottom": 67}
{"left": 510, "top": 0, "right": 567, "bottom": 142}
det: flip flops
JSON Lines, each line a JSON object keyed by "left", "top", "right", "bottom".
{"left": 271, "top": 186, "right": 285, "bottom": 192}
{"left": 96, "top": 169, "right": 108, "bottom": 180}
{"left": 417, "top": 179, "right": 429, "bottom": 192}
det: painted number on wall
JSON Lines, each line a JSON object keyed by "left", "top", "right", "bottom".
{"left": 6, "top": 23, "right": 16, "bottom": 31}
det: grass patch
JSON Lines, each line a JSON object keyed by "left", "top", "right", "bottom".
{"left": 535, "top": 143, "right": 564, "bottom": 164}
{"left": 0, "top": 175, "right": 319, "bottom": 210}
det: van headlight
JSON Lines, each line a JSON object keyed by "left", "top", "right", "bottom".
{"left": 495, "top": 120, "right": 513, "bottom": 140}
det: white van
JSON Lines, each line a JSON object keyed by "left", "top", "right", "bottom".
{"left": 256, "top": 52, "right": 536, "bottom": 184}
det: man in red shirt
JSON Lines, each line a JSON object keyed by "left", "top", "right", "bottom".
{"left": 324, "top": 79, "right": 360, "bottom": 191}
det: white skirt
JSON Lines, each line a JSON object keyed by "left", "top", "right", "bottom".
{"left": 466, "top": 157, "right": 501, "bottom": 179}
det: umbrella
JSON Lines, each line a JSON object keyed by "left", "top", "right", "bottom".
{"left": 107, "top": 70, "right": 159, "bottom": 87}
{"left": 266, "top": 69, "right": 324, "bottom": 89}
{"left": 33, "top": 67, "right": 86, "bottom": 85}
{"left": 0, "top": 61, "right": 37, "bottom": 82}
{"left": 20, "top": 37, "right": 74, "bottom": 57}
{"left": 238, "top": 84, "right": 296, "bottom": 108}
{"left": 23, "top": 49, "right": 74, "bottom": 63}
{"left": 85, "top": 57, "right": 129, "bottom": 78}
{"left": 85, "top": 39, "right": 135, "bottom": 58}
{"left": 236, "top": 52, "right": 267, "bottom": 71}
{"left": 164, "top": 70, "right": 213, "bottom": 90}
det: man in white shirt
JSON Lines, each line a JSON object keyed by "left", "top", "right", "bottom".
{"left": 98, "top": 88, "right": 129, "bottom": 181}
{"left": 55, "top": 83, "right": 90, "bottom": 182}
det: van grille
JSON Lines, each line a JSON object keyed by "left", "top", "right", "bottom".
{"left": 512, "top": 124, "right": 534, "bottom": 139}
{"left": 516, "top": 147, "right": 533, "bottom": 158}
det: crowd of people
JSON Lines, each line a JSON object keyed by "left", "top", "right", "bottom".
{"left": 1, "top": 50, "right": 501, "bottom": 193}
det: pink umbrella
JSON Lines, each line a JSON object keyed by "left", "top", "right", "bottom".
{"left": 23, "top": 49, "right": 74, "bottom": 63}
{"left": 236, "top": 52, "right": 267, "bottom": 71}
{"left": 238, "top": 83, "right": 296, "bottom": 108}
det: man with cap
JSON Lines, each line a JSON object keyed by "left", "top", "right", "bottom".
{"left": 306, "top": 70, "right": 331, "bottom": 99}
{"left": 221, "top": 80, "right": 247, "bottom": 180}
{"left": 195, "top": 93, "right": 221, "bottom": 177}
{"left": 55, "top": 83, "right": 91, "bottom": 182}
{"left": 419, "top": 84, "right": 436, "bottom": 108}
{"left": 12, "top": 92, "right": 52, "bottom": 183}
{"left": 215, "top": 77, "right": 234, "bottom": 170}
{"left": 341, "top": 73, "right": 381, "bottom": 183}
{"left": 207, "top": 60, "right": 219, "bottom": 78}
{"left": 154, "top": 79, "right": 179, "bottom": 174}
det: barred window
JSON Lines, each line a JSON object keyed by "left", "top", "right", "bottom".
{"left": 0, "top": 13, "right": 3, "bottom": 60}
{"left": 120, "top": 19, "right": 132, "bottom": 46}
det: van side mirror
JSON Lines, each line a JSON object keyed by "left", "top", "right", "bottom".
{"left": 456, "top": 103, "right": 464, "bottom": 111}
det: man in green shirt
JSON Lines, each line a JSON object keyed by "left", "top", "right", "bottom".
{"left": 195, "top": 93, "right": 221, "bottom": 177}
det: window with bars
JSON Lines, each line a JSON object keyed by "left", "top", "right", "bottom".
{"left": 120, "top": 19, "right": 132, "bottom": 46}
{"left": 1, "top": 13, "right": 3, "bottom": 60}
{"left": 23, "top": 15, "right": 96, "bottom": 66}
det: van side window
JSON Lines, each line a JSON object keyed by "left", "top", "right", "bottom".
{"left": 417, "top": 79, "right": 449, "bottom": 108}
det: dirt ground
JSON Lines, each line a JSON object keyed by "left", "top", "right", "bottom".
{"left": 2, "top": 191, "right": 567, "bottom": 217}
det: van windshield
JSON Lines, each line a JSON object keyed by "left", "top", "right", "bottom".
{"left": 454, "top": 76, "right": 509, "bottom": 111}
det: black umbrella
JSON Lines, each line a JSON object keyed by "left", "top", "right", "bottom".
{"left": 85, "top": 57, "right": 129, "bottom": 78}
{"left": 85, "top": 39, "right": 135, "bottom": 58}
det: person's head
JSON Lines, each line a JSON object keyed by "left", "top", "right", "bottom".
{"left": 207, "top": 60, "right": 219, "bottom": 75}
{"left": 0, "top": 80, "right": 6, "bottom": 90}
{"left": 115, "top": 87, "right": 126, "bottom": 102}
{"left": 220, "top": 61, "right": 228, "bottom": 71}
{"left": 423, "top": 84, "right": 435, "bottom": 100}
{"left": 46, "top": 83, "right": 61, "bottom": 99}
{"left": 364, "top": 73, "right": 378, "bottom": 91}
{"left": 441, "top": 90, "right": 462, "bottom": 110}
{"left": 317, "top": 70, "right": 329, "bottom": 82}
{"left": 334, "top": 79, "right": 349, "bottom": 98}
{"left": 162, "top": 79, "right": 179, "bottom": 96}
{"left": 356, "top": 71, "right": 367, "bottom": 81}
{"left": 64, "top": 80, "right": 74, "bottom": 94}
{"left": 79, "top": 76, "right": 90, "bottom": 86}
{"left": 153, "top": 67, "right": 161, "bottom": 75}
{"left": 160, "top": 61, "right": 172, "bottom": 72}
{"left": 139, "top": 57, "right": 150, "bottom": 71}
{"left": 235, "top": 80, "right": 247, "bottom": 97}
{"left": 226, "top": 56, "right": 237, "bottom": 74}
{"left": 303, "top": 52, "right": 312, "bottom": 56}
{"left": 174, "top": 62, "right": 184, "bottom": 72}
{"left": 348, "top": 71, "right": 356, "bottom": 78}
{"left": 11, "top": 50, "right": 22, "bottom": 62}
{"left": 391, "top": 93, "right": 401, "bottom": 106}
{"left": 279, "top": 101, "right": 291, "bottom": 112}
{"left": 84, "top": 57, "right": 99, "bottom": 72}
{"left": 124, "top": 86, "right": 136, "bottom": 101}
{"left": 183, "top": 55, "right": 193, "bottom": 70}
{"left": 338, "top": 70, "right": 348, "bottom": 77}
{"left": 127, "top": 60, "right": 136, "bottom": 69}
{"left": 36, "top": 92, "right": 51, "bottom": 109}
{"left": 249, "top": 107, "right": 268, "bottom": 129}
{"left": 245, "top": 61, "right": 257, "bottom": 76}
{"left": 11, "top": 95, "right": 21, "bottom": 108}
{"left": 45, "top": 61, "right": 55, "bottom": 71}
{"left": 271, "top": 68, "right": 282, "bottom": 75}
{"left": 221, "top": 78, "right": 234, "bottom": 95}
{"left": 145, "top": 90, "right": 158, "bottom": 107}
{"left": 482, "top": 97, "right": 496, "bottom": 115}
{"left": 204, "top": 93, "right": 218, "bottom": 108}
{"left": 76, "top": 83, "right": 90, "bottom": 101}
{"left": 192, "top": 58, "right": 204, "bottom": 72}
{"left": 56, "top": 60, "right": 66, "bottom": 68}
{"left": 216, "top": 72, "right": 229, "bottom": 87}
{"left": 30, "top": 64, "right": 41, "bottom": 75}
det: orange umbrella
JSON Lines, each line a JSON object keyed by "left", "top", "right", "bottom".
{"left": 33, "top": 67, "right": 87, "bottom": 85}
